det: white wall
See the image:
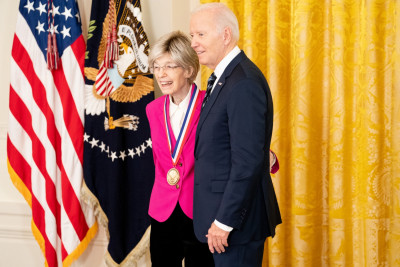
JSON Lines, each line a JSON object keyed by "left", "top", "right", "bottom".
{"left": 0, "top": 0, "right": 199, "bottom": 266}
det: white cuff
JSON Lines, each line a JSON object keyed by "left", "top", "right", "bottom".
{"left": 214, "top": 220, "right": 233, "bottom": 232}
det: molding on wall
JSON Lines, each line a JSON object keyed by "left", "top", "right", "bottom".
{"left": 0, "top": 201, "right": 32, "bottom": 240}
{"left": 0, "top": 201, "right": 107, "bottom": 245}
{"left": 0, "top": 223, "right": 33, "bottom": 240}
{"left": 0, "top": 123, "right": 7, "bottom": 140}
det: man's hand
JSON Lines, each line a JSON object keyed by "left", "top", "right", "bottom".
{"left": 206, "top": 222, "right": 230, "bottom": 254}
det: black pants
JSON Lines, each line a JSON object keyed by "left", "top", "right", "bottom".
{"left": 150, "top": 204, "right": 214, "bottom": 267}
{"left": 212, "top": 239, "right": 266, "bottom": 267}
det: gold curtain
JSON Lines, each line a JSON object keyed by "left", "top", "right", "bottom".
{"left": 200, "top": 0, "right": 400, "bottom": 266}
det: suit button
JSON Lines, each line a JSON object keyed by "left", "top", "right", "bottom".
{"left": 178, "top": 162, "right": 182, "bottom": 167}
{"left": 176, "top": 184, "right": 180, "bottom": 189}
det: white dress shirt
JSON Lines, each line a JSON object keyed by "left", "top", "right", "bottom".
{"left": 209, "top": 46, "right": 241, "bottom": 95}
{"left": 169, "top": 86, "right": 192, "bottom": 139}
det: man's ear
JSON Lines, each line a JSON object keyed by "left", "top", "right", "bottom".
{"left": 223, "top": 27, "right": 232, "bottom": 45}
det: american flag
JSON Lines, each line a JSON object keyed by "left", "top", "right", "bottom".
{"left": 7, "top": 0, "right": 97, "bottom": 266}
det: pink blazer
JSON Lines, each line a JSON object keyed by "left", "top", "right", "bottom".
{"left": 146, "top": 87, "right": 205, "bottom": 222}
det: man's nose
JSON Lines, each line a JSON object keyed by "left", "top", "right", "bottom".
{"left": 191, "top": 37, "right": 197, "bottom": 48}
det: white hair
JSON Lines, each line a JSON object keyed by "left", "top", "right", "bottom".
{"left": 192, "top": 2, "right": 240, "bottom": 43}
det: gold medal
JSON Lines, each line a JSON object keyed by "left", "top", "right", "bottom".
{"left": 163, "top": 85, "right": 199, "bottom": 187}
{"left": 167, "top": 168, "right": 180, "bottom": 186}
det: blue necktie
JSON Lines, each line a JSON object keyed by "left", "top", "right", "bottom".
{"left": 202, "top": 72, "right": 217, "bottom": 108}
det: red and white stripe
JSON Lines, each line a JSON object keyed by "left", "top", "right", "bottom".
{"left": 7, "top": 11, "right": 97, "bottom": 267}
{"left": 95, "top": 62, "right": 117, "bottom": 97}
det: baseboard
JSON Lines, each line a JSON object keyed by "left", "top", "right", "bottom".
{"left": 0, "top": 201, "right": 32, "bottom": 240}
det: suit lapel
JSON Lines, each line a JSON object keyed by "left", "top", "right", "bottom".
{"left": 195, "top": 51, "right": 246, "bottom": 146}
{"left": 196, "top": 78, "right": 224, "bottom": 131}
{"left": 185, "top": 89, "right": 203, "bottom": 145}
{"left": 164, "top": 95, "right": 177, "bottom": 148}
{"left": 164, "top": 84, "right": 202, "bottom": 154}
{"left": 155, "top": 95, "right": 176, "bottom": 155}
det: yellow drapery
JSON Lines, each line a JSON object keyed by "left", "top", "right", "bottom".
{"left": 200, "top": 0, "right": 400, "bottom": 266}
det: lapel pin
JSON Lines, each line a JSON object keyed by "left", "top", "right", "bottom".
{"left": 218, "top": 82, "right": 223, "bottom": 85}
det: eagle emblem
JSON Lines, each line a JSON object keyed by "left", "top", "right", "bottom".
{"left": 84, "top": 0, "right": 153, "bottom": 130}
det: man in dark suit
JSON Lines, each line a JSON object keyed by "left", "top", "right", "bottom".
{"left": 190, "top": 3, "right": 282, "bottom": 266}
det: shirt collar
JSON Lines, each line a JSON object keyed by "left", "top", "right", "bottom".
{"left": 213, "top": 46, "right": 241, "bottom": 80}
{"left": 169, "top": 85, "right": 192, "bottom": 112}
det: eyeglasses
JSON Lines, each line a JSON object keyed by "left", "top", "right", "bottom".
{"left": 151, "top": 64, "right": 182, "bottom": 73}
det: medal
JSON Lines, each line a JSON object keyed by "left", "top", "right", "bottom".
{"left": 163, "top": 84, "right": 200, "bottom": 186}
{"left": 167, "top": 168, "right": 180, "bottom": 185}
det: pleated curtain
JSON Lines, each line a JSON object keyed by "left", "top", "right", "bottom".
{"left": 200, "top": 0, "right": 400, "bottom": 266}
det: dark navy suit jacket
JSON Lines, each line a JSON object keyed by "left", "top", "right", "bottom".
{"left": 193, "top": 51, "right": 281, "bottom": 245}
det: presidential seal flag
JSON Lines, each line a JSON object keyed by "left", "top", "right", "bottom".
{"left": 7, "top": 0, "right": 97, "bottom": 266}
{"left": 82, "top": 0, "right": 155, "bottom": 265}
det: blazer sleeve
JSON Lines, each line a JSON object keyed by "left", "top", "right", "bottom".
{"left": 270, "top": 150, "right": 279, "bottom": 174}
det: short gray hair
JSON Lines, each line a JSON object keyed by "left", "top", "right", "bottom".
{"left": 192, "top": 3, "right": 239, "bottom": 43}
{"left": 149, "top": 31, "right": 199, "bottom": 84}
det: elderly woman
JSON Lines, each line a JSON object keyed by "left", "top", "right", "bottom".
{"left": 146, "top": 31, "right": 214, "bottom": 267}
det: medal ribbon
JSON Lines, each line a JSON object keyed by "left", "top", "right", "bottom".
{"left": 164, "top": 84, "right": 200, "bottom": 165}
